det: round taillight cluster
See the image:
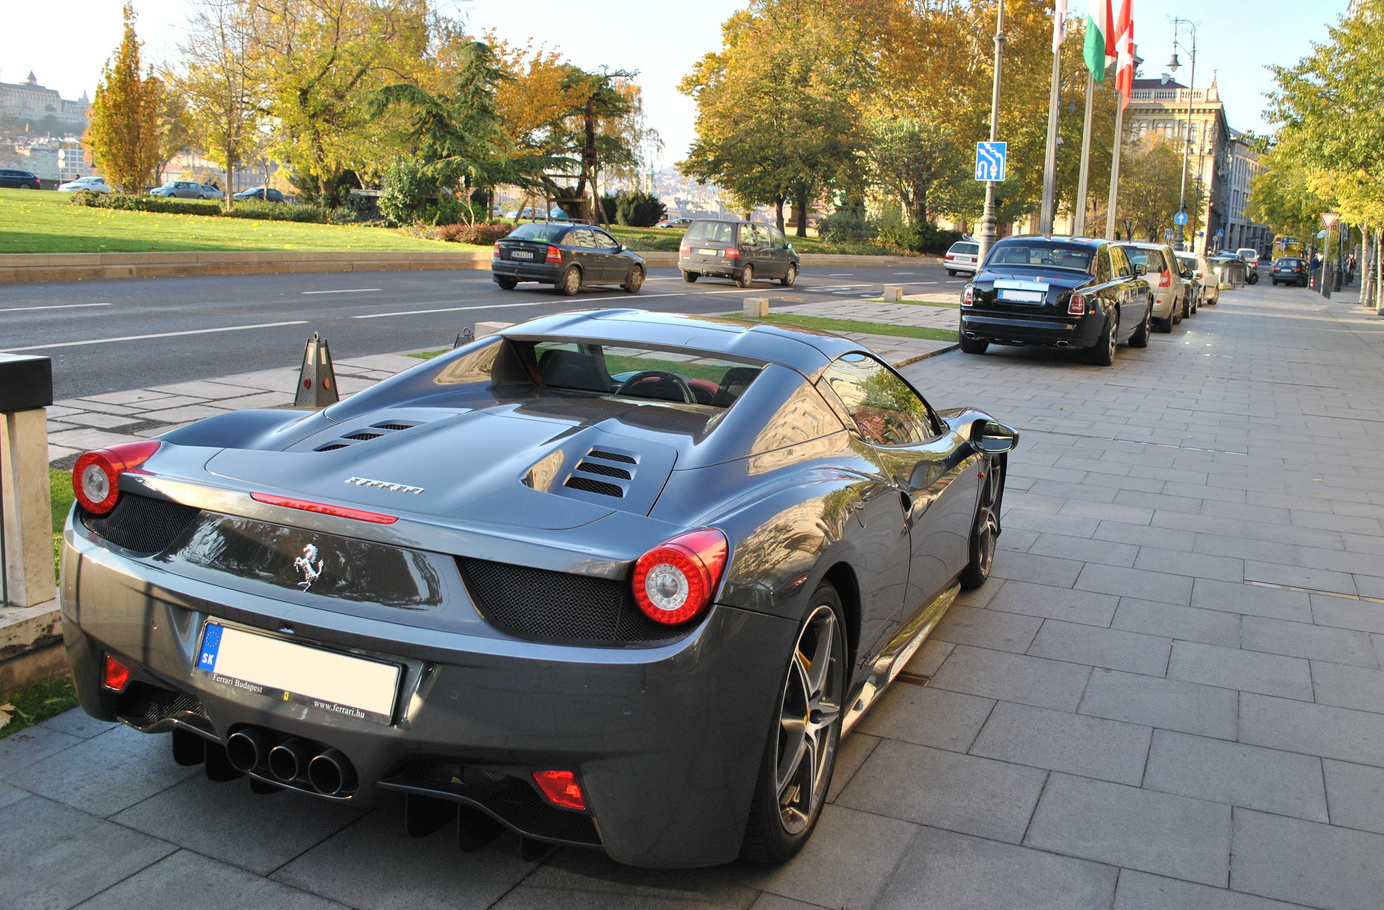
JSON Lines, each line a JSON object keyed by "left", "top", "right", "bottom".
{"left": 72, "top": 440, "right": 161, "bottom": 515}
{"left": 632, "top": 528, "right": 729, "bottom": 626}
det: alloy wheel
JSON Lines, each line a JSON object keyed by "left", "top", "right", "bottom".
{"left": 773, "top": 603, "right": 842, "bottom": 835}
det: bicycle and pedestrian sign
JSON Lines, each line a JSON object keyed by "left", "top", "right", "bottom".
{"left": 975, "top": 142, "right": 1007, "bottom": 182}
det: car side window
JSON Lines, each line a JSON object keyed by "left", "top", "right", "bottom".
{"left": 1110, "top": 246, "right": 1132, "bottom": 278}
{"left": 817, "top": 354, "right": 939, "bottom": 447}
{"left": 592, "top": 231, "right": 619, "bottom": 252}
{"left": 1095, "top": 249, "right": 1112, "bottom": 284}
{"left": 770, "top": 227, "right": 787, "bottom": 249}
{"left": 568, "top": 229, "right": 595, "bottom": 248}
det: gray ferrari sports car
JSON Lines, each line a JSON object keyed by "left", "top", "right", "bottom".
{"left": 60, "top": 309, "right": 1017, "bottom": 868}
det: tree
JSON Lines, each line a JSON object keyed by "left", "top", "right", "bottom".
{"left": 153, "top": 78, "right": 194, "bottom": 184}
{"left": 174, "top": 0, "right": 258, "bottom": 207}
{"left": 1116, "top": 135, "right": 1200, "bottom": 242}
{"left": 86, "top": 3, "right": 161, "bottom": 193}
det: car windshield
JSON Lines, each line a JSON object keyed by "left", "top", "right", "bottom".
{"left": 507, "top": 223, "right": 569, "bottom": 243}
{"left": 685, "top": 221, "right": 737, "bottom": 244}
{"left": 529, "top": 341, "right": 763, "bottom": 408}
{"left": 987, "top": 241, "right": 1093, "bottom": 273}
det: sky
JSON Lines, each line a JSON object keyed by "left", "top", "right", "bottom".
{"left": 0, "top": 0, "right": 1354, "bottom": 168}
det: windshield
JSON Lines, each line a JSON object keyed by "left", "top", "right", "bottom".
{"left": 986, "top": 241, "right": 1093, "bottom": 273}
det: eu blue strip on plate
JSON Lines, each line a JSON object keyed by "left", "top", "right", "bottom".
{"left": 197, "top": 623, "right": 223, "bottom": 672}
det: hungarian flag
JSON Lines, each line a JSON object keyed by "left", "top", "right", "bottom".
{"left": 1084, "top": 0, "right": 1115, "bottom": 81}
{"left": 1114, "top": 1, "right": 1135, "bottom": 107}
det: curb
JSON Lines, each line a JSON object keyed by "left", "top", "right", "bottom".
{"left": 0, "top": 250, "right": 941, "bottom": 284}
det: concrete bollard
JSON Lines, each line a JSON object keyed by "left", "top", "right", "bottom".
{"left": 883, "top": 285, "right": 904, "bottom": 302}
{"left": 0, "top": 354, "right": 55, "bottom": 608}
{"left": 474, "top": 321, "right": 513, "bottom": 338}
{"left": 744, "top": 298, "right": 770, "bottom": 318}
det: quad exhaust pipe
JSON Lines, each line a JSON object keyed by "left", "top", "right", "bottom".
{"left": 204, "top": 726, "right": 357, "bottom": 796}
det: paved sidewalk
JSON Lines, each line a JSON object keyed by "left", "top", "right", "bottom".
{"left": 6, "top": 281, "right": 1384, "bottom": 909}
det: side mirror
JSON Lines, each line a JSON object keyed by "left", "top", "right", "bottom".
{"left": 971, "top": 420, "right": 1019, "bottom": 455}
{"left": 787, "top": 243, "right": 794, "bottom": 250}
{"left": 1182, "top": 269, "right": 1194, "bottom": 279}
{"left": 1134, "top": 263, "right": 1148, "bottom": 277}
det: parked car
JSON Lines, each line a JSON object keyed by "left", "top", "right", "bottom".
{"left": 657, "top": 217, "right": 693, "bottom": 229}
{"left": 1175, "top": 251, "right": 1218, "bottom": 307}
{"left": 58, "top": 176, "right": 110, "bottom": 193}
{"left": 943, "top": 240, "right": 980, "bottom": 276}
{"left": 492, "top": 222, "right": 645, "bottom": 295}
{"left": 150, "top": 180, "right": 220, "bottom": 199}
{"left": 0, "top": 168, "right": 41, "bottom": 189}
{"left": 198, "top": 184, "right": 224, "bottom": 200}
{"left": 960, "top": 235, "right": 1152, "bottom": 366}
{"left": 1236, "top": 247, "right": 1259, "bottom": 265}
{"left": 1271, "top": 257, "right": 1309, "bottom": 287}
{"left": 1116, "top": 242, "right": 1184, "bottom": 332}
{"left": 1171, "top": 254, "right": 1200, "bottom": 318}
{"left": 678, "top": 219, "right": 800, "bottom": 288}
{"left": 59, "top": 309, "right": 1017, "bottom": 867}
{"left": 232, "top": 186, "right": 286, "bottom": 203}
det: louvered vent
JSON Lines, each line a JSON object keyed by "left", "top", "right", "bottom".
{"left": 313, "top": 420, "right": 420, "bottom": 452}
{"left": 562, "top": 447, "right": 639, "bottom": 499}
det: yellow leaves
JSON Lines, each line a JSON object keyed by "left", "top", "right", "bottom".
{"left": 0, "top": 703, "right": 14, "bottom": 731}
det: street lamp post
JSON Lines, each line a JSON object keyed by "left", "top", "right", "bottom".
{"left": 976, "top": 1, "right": 1006, "bottom": 267}
{"left": 1168, "top": 17, "right": 1197, "bottom": 252}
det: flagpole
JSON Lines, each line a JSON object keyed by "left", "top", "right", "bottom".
{"left": 1073, "top": 72, "right": 1095, "bottom": 237}
{"left": 1039, "top": 44, "right": 1062, "bottom": 235}
{"left": 1105, "top": 100, "right": 1124, "bottom": 240}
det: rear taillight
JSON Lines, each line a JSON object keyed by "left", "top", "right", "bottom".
{"left": 1068, "top": 293, "right": 1087, "bottom": 315}
{"left": 679, "top": 242, "right": 690, "bottom": 255}
{"left": 1158, "top": 269, "right": 1170, "bottom": 289}
{"left": 546, "top": 245, "right": 562, "bottom": 264}
{"left": 961, "top": 285, "right": 974, "bottom": 306}
{"left": 250, "top": 492, "right": 398, "bottom": 524}
{"left": 102, "top": 654, "right": 132, "bottom": 692}
{"left": 492, "top": 241, "right": 500, "bottom": 258}
{"left": 632, "top": 528, "right": 729, "bottom": 625}
{"left": 73, "top": 440, "right": 161, "bottom": 515}
{"left": 532, "top": 770, "right": 586, "bottom": 810}
{"left": 725, "top": 247, "right": 740, "bottom": 259}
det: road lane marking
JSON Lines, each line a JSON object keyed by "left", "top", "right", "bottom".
{"left": 350, "top": 288, "right": 754, "bottom": 320}
{"left": 2, "top": 320, "right": 309, "bottom": 352}
{"left": 301, "top": 288, "right": 381, "bottom": 295}
{"left": 0, "top": 302, "right": 112, "bottom": 313}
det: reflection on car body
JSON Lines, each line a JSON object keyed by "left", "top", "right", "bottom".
{"left": 60, "top": 309, "right": 1017, "bottom": 869}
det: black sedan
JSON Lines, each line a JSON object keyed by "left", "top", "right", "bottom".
{"left": 493, "top": 222, "right": 645, "bottom": 295}
{"left": 60, "top": 310, "right": 1016, "bottom": 868}
{"left": 1271, "top": 257, "right": 1309, "bottom": 287}
{"left": 233, "top": 186, "right": 286, "bottom": 202}
{"left": 960, "top": 236, "right": 1153, "bottom": 366}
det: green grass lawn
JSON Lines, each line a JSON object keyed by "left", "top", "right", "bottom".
{"left": 0, "top": 189, "right": 476, "bottom": 254}
{"left": 726, "top": 312, "right": 957, "bottom": 342}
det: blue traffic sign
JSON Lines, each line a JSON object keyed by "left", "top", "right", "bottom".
{"left": 1174, "top": 210, "right": 1189, "bottom": 226}
{"left": 975, "top": 142, "right": 1007, "bottom": 182}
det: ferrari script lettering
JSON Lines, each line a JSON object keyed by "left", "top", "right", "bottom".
{"left": 345, "top": 476, "right": 424, "bottom": 495}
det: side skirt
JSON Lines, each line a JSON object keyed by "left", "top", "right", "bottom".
{"left": 840, "top": 582, "right": 960, "bottom": 736}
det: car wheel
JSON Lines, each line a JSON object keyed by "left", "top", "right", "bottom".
{"left": 1130, "top": 304, "right": 1151, "bottom": 348}
{"left": 682, "top": 270, "right": 698, "bottom": 283}
{"left": 737, "top": 264, "right": 756, "bottom": 288}
{"left": 1087, "top": 317, "right": 1116, "bottom": 366}
{"left": 1272, "top": 280, "right": 1279, "bottom": 286}
{"left": 18, "top": 184, "right": 31, "bottom": 190}
{"left": 959, "top": 336, "right": 988, "bottom": 355}
{"left": 623, "top": 266, "right": 645, "bottom": 293}
{"left": 946, "top": 269, "right": 956, "bottom": 277}
{"left": 780, "top": 264, "right": 798, "bottom": 287}
{"left": 741, "top": 584, "right": 845, "bottom": 864}
{"left": 1173, "top": 297, "right": 1183, "bottom": 325}
{"left": 494, "top": 276, "right": 518, "bottom": 290}
{"left": 960, "top": 461, "right": 1002, "bottom": 589}
{"left": 558, "top": 266, "right": 581, "bottom": 296}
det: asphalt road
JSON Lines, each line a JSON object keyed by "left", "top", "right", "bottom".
{"left": 0, "top": 263, "right": 965, "bottom": 401}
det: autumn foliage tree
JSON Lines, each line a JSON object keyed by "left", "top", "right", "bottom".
{"left": 86, "top": 3, "right": 162, "bottom": 193}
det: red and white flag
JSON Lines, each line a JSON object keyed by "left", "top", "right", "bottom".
{"left": 1115, "top": 0, "right": 1135, "bottom": 107}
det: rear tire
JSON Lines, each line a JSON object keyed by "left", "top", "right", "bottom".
{"left": 1087, "top": 317, "right": 1115, "bottom": 366}
{"left": 741, "top": 583, "right": 845, "bottom": 865}
{"left": 946, "top": 269, "right": 957, "bottom": 277}
{"left": 737, "top": 264, "right": 755, "bottom": 288}
{"left": 1129, "top": 304, "right": 1151, "bottom": 348}
{"left": 780, "top": 264, "right": 798, "bottom": 287}
{"left": 959, "top": 336, "right": 988, "bottom": 355}
{"left": 682, "top": 270, "right": 698, "bottom": 283}
{"left": 558, "top": 265, "right": 581, "bottom": 296}
{"left": 494, "top": 276, "right": 518, "bottom": 290}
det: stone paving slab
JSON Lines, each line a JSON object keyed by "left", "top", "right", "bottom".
{"left": 9, "top": 281, "right": 1384, "bottom": 908}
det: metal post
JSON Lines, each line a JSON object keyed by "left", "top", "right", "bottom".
{"left": 976, "top": 1, "right": 1006, "bottom": 267}
{"left": 1105, "top": 99, "right": 1125, "bottom": 240}
{"left": 1073, "top": 73, "right": 1095, "bottom": 237}
{"left": 1039, "top": 41, "right": 1062, "bottom": 236}
{"left": 1172, "top": 19, "right": 1197, "bottom": 252}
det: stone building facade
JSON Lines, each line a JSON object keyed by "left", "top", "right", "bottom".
{"left": 0, "top": 72, "right": 89, "bottom": 139}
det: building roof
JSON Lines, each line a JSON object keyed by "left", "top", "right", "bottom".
{"left": 1132, "top": 77, "right": 1187, "bottom": 90}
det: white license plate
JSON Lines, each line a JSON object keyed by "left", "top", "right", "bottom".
{"left": 698, "top": 248, "right": 718, "bottom": 256}
{"left": 509, "top": 250, "right": 534, "bottom": 260}
{"left": 999, "top": 289, "right": 1045, "bottom": 303}
{"left": 196, "top": 623, "right": 400, "bottom": 724}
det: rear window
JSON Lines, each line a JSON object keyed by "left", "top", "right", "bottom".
{"left": 531, "top": 341, "right": 762, "bottom": 408}
{"left": 987, "top": 241, "right": 1093, "bottom": 273}
{"left": 1123, "top": 248, "right": 1168, "bottom": 272}
{"left": 949, "top": 242, "right": 979, "bottom": 255}
{"left": 1275, "top": 258, "right": 1303, "bottom": 267}
{"left": 507, "top": 223, "right": 570, "bottom": 243}
{"left": 685, "top": 221, "right": 737, "bottom": 245}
